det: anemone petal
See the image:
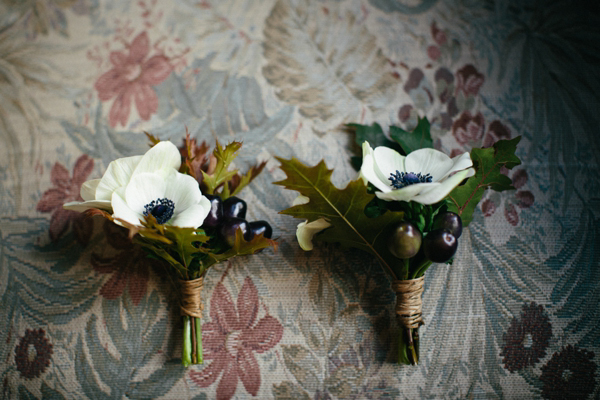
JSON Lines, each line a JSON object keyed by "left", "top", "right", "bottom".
{"left": 95, "top": 155, "right": 143, "bottom": 200}
{"left": 405, "top": 148, "right": 452, "bottom": 182}
{"left": 296, "top": 218, "right": 332, "bottom": 251}
{"left": 411, "top": 168, "right": 474, "bottom": 204}
{"left": 125, "top": 173, "right": 167, "bottom": 214}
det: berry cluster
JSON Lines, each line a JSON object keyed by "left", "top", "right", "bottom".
{"left": 388, "top": 211, "right": 462, "bottom": 263}
{"left": 202, "top": 195, "right": 272, "bottom": 247}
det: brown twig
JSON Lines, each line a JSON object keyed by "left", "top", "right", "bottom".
{"left": 191, "top": 316, "right": 197, "bottom": 364}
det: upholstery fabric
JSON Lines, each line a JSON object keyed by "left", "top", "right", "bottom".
{"left": 1, "top": 1, "right": 598, "bottom": 398}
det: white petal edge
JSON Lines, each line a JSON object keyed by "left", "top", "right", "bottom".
{"left": 375, "top": 182, "right": 440, "bottom": 202}
{"left": 361, "top": 141, "right": 374, "bottom": 159}
{"left": 169, "top": 200, "right": 211, "bottom": 228}
{"left": 63, "top": 200, "right": 112, "bottom": 212}
{"left": 296, "top": 218, "right": 332, "bottom": 251}
{"left": 80, "top": 179, "right": 101, "bottom": 201}
{"left": 360, "top": 153, "right": 391, "bottom": 193}
{"left": 95, "top": 155, "right": 143, "bottom": 201}
{"left": 360, "top": 142, "right": 391, "bottom": 192}
{"left": 439, "top": 151, "right": 474, "bottom": 180}
{"left": 132, "top": 141, "right": 182, "bottom": 176}
{"left": 411, "top": 168, "right": 475, "bottom": 204}
{"left": 372, "top": 146, "right": 406, "bottom": 186}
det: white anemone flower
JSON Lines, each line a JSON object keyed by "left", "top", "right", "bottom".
{"left": 111, "top": 169, "right": 211, "bottom": 228}
{"left": 360, "top": 141, "right": 475, "bottom": 204}
{"left": 293, "top": 195, "right": 332, "bottom": 251}
{"left": 63, "top": 141, "right": 182, "bottom": 212}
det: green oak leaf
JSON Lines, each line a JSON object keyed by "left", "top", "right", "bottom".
{"left": 447, "top": 137, "right": 522, "bottom": 226}
{"left": 120, "top": 215, "right": 275, "bottom": 278}
{"left": 389, "top": 117, "right": 433, "bottom": 154}
{"left": 120, "top": 215, "right": 210, "bottom": 277}
{"left": 275, "top": 157, "right": 404, "bottom": 279}
{"left": 201, "top": 141, "right": 242, "bottom": 195}
{"left": 226, "top": 160, "right": 267, "bottom": 199}
{"left": 143, "top": 131, "right": 161, "bottom": 146}
{"left": 162, "top": 227, "right": 210, "bottom": 272}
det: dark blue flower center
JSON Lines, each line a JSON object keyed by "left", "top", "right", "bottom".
{"left": 389, "top": 171, "right": 433, "bottom": 189}
{"left": 143, "top": 198, "right": 175, "bottom": 224}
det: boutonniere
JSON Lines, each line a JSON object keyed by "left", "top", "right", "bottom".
{"left": 65, "top": 133, "right": 276, "bottom": 366}
{"left": 276, "top": 118, "right": 521, "bottom": 364}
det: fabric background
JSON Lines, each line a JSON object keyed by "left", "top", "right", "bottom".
{"left": 1, "top": 0, "right": 599, "bottom": 399}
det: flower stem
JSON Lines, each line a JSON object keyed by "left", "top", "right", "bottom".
{"left": 182, "top": 316, "right": 192, "bottom": 367}
{"left": 182, "top": 316, "right": 204, "bottom": 366}
{"left": 401, "top": 258, "right": 410, "bottom": 280}
{"left": 410, "top": 259, "right": 432, "bottom": 279}
{"left": 191, "top": 315, "right": 197, "bottom": 364}
{"left": 407, "top": 328, "right": 418, "bottom": 365}
{"left": 398, "top": 328, "right": 410, "bottom": 365}
{"left": 195, "top": 317, "right": 203, "bottom": 364}
{"left": 398, "top": 327, "right": 420, "bottom": 365}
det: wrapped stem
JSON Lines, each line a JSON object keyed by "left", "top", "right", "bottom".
{"left": 180, "top": 277, "right": 205, "bottom": 367}
{"left": 393, "top": 277, "right": 425, "bottom": 365}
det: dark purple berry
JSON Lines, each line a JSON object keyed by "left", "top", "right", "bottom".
{"left": 202, "top": 194, "right": 223, "bottom": 228}
{"left": 222, "top": 196, "right": 247, "bottom": 219}
{"left": 432, "top": 211, "right": 462, "bottom": 238}
{"left": 387, "top": 221, "right": 422, "bottom": 259}
{"left": 219, "top": 217, "right": 252, "bottom": 246}
{"left": 423, "top": 229, "right": 457, "bottom": 263}
{"left": 248, "top": 221, "right": 273, "bottom": 240}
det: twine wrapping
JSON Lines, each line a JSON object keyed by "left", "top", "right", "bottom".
{"left": 392, "top": 276, "right": 425, "bottom": 330}
{"left": 179, "top": 277, "right": 204, "bottom": 319}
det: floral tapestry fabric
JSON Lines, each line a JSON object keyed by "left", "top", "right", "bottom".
{"left": 94, "top": 31, "right": 173, "bottom": 127}
{"left": 1, "top": 0, "right": 599, "bottom": 399}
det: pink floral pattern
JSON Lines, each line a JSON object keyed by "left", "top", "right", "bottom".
{"left": 483, "top": 120, "right": 511, "bottom": 148}
{"left": 94, "top": 31, "right": 172, "bottom": 127}
{"left": 398, "top": 104, "right": 413, "bottom": 123}
{"left": 434, "top": 67, "right": 454, "bottom": 104}
{"left": 430, "top": 22, "right": 447, "bottom": 46}
{"left": 516, "top": 190, "right": 534, "bottom": 208}
{"left": 452, "top": 111, "right": 485, "bottom": 145}
{"left": 501, "top": 302, "right": 552, "bottom": 372}
{"left": 504, "top": 204, "right": 519, "bottom": 226}
{"left": 190, "top": 277, "right": 284, "bottom": 400}
{"left": 481, "top": 198, "right": 496, "bottom": 217}
{"left": 427, "top": 45, "right": 441, "bottom": 61}
{"left": 36, "top": 154, "right": 94, "bottom": 244}
{"left": 456, "top": 64, "right": 485, "bottom": 97}
{"left": 512, "top": 169, "right": 528, "bottom": 190}
{"left": 540, "top": 345, "right": 597, "bottom": 400}
{"left": 14, "top": 328, "right": 53, "bottom": 379}
{"left": 5, "top": 1, "right": 596, "bottom": 398}
{"left": 427, "top": 22, "right": 447, "bottom": 61}
{"left": 480, "top": 166, "right": 534, "bottom": 225}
